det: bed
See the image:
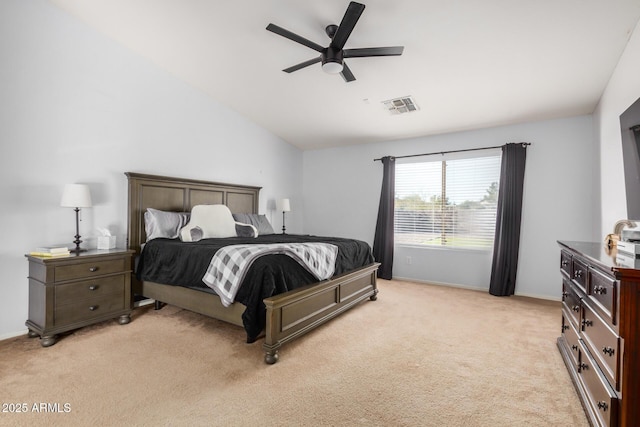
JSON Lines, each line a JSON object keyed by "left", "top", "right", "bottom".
{"left": 126, "top": 172, "right": 379, "bottom": 364}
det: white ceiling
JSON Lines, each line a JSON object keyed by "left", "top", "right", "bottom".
{"left": 49, "top": 0, "right": 640, "bottom": 150}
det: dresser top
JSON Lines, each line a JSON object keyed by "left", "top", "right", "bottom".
{"left": 558, "top": 240, "right": 640, "bottom": 278}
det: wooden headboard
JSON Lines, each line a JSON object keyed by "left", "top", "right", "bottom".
{"left": 126, "top": 172, "right": 261, "bottom": 254}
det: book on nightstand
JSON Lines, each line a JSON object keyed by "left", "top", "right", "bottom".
{"left": 30, "top": 246, "right": 71, "bottom": 257}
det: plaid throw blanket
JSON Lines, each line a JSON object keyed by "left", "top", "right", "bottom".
{"left": 202, "top": 243, "right": 338, "bottom": 307}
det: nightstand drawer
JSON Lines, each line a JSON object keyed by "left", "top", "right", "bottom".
{"left": 55, "top": 275, "right": 125, "bottom": 301}
{"left": 55, "top": 258, "right": 126, "bottom": 282}
{"left": 54, "top": 293, "right": 125, "bottom": 326}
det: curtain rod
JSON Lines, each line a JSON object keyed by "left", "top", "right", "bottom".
{"left": 373, "top": 142, "right": 531, "bottom": 162}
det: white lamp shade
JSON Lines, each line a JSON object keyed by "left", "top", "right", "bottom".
{"left": 61, "top": 184, "right": 92, "bottom": 208}
{"left": 280, "top": 198, "right": 291, "bottom": 212}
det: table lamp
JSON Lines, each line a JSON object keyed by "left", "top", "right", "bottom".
{"left": 60, "top": 184, "right": 92, "bottom": 252}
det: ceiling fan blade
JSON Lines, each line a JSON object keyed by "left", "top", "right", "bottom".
{"left": 283, "top": 57, "right": 322, "bottom": 73}
{"left": 266, "top": 23, "right": 324, "bottom": 52}
{"left": 330, "top": 2, "right": 365, "bottom": 50}
{"left": 340, "top": 62, "right": 356, "bottom": 82}
{"left": 344, "top": 46, "right": 404, "bottom": 58}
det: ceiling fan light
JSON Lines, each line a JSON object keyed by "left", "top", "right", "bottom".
{"left": 322, "top": 61, "right": 344, "bottom": 74}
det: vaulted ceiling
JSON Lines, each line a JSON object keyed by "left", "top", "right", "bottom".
{"left": 50, "top": 0, "right": 640, "bottom": 149}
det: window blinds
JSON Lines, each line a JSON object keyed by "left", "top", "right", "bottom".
{"left": 394, "top": 155, "right": 502, "bottom": 249}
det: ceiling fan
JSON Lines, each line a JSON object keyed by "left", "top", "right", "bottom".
{"left": 266, "top": 1, "right": 404, "bottom": 82}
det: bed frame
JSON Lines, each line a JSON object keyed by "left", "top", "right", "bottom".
{"left": 126, "top": 172, "right": 379, "bottom": 364}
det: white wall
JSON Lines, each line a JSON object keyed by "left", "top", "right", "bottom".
{"left": 0, "top": 0, "right": 303, "bottom": 338}
{"left": 303, "top": 116, "right": 595, "bottom": 299}
{"left": 595, "top": 18, "right": 640, "bottom": 237}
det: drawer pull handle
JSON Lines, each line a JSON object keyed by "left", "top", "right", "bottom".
{"left": 572, "top": 305, "right": 580, "bottom": 312}
{"left": 593, "top": 285, "right": 607, "bottom": 295}
{"left": 562, "top": 291, "right": 569, "bottom": 298}
{"left": 571, "top": 345, "right": 578, "bottom": 351}
{"left": 562, "top": 325, "right": 569, "bottom": 332}
{"left": 582, "top": 319, "right": 593, "bottom": 328}
{"left": 88, "top": 285, "right": 98, "bottom": 291}
{"left": 574, "top": 269, "right": 583, "bottom": 278}
{"left": 89, "top": 267, "right": 99, "bottom": 272}
{"left": 597, "top": 401, "right": 608, "bottom": 412}
{"left": 603, "top": 346, "right": 615, "bottom": 356}
{"left": 89, "top": 305, "right": 98, "bottom": 311}
{"left": 579, "top": 362, "right": 589, "bottom": 371}
{"left": 561, "top": 260, "right": 569, "bottom": 267}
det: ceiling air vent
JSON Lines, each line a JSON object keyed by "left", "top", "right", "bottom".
{"left": 382, "top": 96, "right": 419, "bottom": 115}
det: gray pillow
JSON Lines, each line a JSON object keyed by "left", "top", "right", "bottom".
{"left": 144, "top": 208, "right": 190, "bottom": 241}
{"left": 232, "top": 213, "right": 275, "bottom": 235}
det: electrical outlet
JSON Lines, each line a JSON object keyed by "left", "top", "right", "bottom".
{"left": 406, "top": 256, "right": 412, "bottom": 265}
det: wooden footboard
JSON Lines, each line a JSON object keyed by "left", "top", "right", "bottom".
{"left": 262, "top": 262, "right": 379, "bottom": 364}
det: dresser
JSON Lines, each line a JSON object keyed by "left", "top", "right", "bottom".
{"left": 25, "top": 249, "right": 134, "bottom": 347}
{"left": 557, "top": 241, "right": 640, "bottom": 427}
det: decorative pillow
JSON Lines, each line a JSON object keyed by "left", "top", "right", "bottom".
{"left": 179, "top": 204, "right": 237, "bottom": 242}
{"left": 144, "top": 208, "right": 190, "bottom": 241}
{"left": 235, "top": 222, "right": 258, "bottom": 238}
{"left": 232, "top": 213, "right": 275, "bottom": 235}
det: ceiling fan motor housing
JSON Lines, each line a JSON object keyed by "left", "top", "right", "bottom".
{"left": 322, "top": 47, "right": 344, "bottom": 73}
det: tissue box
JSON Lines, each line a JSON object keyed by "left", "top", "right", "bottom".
{"left": 97, "top": 236, "right": 116, "bottom": 250}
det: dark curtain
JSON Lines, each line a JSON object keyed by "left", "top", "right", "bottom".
{"left": 373, "top": 156, "right": 395, "bottom": 279}
{"left": 489, "top": 143, "right": 528, "bottom": 296}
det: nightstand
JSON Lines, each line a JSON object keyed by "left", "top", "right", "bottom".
{"left": 25, "top": 249, "right": 134, "bottom": 347}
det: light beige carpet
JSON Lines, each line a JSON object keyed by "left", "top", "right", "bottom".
{"left": 0, "top": 280, "right": 588, "bottom": 426}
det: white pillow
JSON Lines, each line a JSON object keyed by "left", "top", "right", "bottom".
{"left": 179, "top": 204, "right": 237, "bottom": 242}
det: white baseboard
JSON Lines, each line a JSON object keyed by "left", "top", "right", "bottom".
{"left": 390, "top": 276, "right": 561, "bottom": 302}
{"left": 392, "top": 276, "right": 487, "bottom": 293}
{"left": 0, "top": 329, "right": 28, "bottom": 341}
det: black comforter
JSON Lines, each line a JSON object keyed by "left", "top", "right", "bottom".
{"left": 136, "top": 234, "right": 374, "bottom": 342}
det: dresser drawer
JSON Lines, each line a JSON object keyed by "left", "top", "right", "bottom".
{"left": 578, "top": 341, "right": 618, "bottom": 427}
{"left": 54, "top": 293, "right": 125, "bottom": 326}
{"left": 55, "top": 258, "right": 126, "bottom": 282}
{"left": 561, "top": 250, "right": 572, "bottom": 277}
{"left": 572, "top": 257, "right": 588, "bottom": 293}
{"left": 589, "top": 267, "right": 617, "bottom": 325}
{"left": 582, "top": 301, "right": 620, "bottom": 391}
{"left": 55, "top": 274, "right": 125, "bottom": 302}
{"left": 562, "top": 309, "right": 581, "bottom": 366}
{"left": 562, "top": 279, "right": 581, "bottom": 329}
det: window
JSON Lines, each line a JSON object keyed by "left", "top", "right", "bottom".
{"left": 394, "top": 153, "right": 502, "bottom": 249}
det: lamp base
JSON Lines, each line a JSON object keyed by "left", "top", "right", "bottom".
{"left": 71, "top": 209, "right": 86, "bottom": 253}
{"left": 282, "top": 211, "right": 287, "bottom": 235}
